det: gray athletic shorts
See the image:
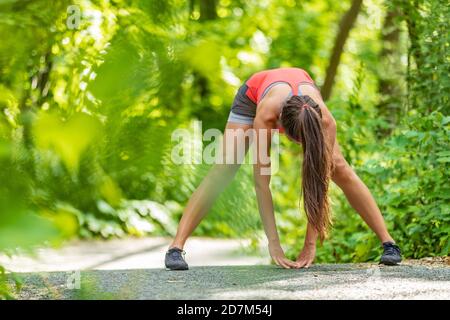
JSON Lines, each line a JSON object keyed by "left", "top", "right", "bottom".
{"left": 227, "top": 111, "right": 254, "bottom": 125}
{"left": 227, "top": 83, "right": 257, "bottom": 125}
{"left": 227, "top": 81, "right": 296, "bottom": 125}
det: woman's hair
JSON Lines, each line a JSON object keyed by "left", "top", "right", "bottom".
{"left": 280, "top": 95, "right": 332, "bottom": 241}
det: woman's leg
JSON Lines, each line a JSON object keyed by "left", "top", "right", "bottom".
{"left": 331, "top": 143, "right": 395, "bottom": 243}
{"left": 170, "top": 122, "right": 253, "bottom": 249}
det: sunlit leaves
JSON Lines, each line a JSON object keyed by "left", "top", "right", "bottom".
{"left": 0, "top": 138, "right": 60, "bottom": 253}
{"left": 88, "top": 31, "right": 150, "bottom": 108}
{"left": 41, "top": 206, "right": 79, "bottom": 240}
{"left": 182, "top": 40, "right": 222, "bottom": 80}
{"left": 0, "top": 85, "right": 18, "bottom": 127}
{"left": 99, "top": 176, "right": 123, "bottom": 207}
{"left": 0, "top": 214, "right": 60, "bottom": 251}
{"left": 33, "top": 112, "right": 101, "bottom": 170}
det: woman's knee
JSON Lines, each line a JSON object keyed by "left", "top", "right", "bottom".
{"left": 331, "top": 160, "right": 356, "bottom": 185}
{"left": 211, "top": 163, "right": 240, "bottom": 178}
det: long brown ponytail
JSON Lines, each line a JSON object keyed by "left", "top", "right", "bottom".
{"left": 280, "top": 95, "right": 332, "bottom": 241}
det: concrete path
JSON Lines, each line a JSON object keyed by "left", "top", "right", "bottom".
{"left": 14, "top": 264, "right": 450, "bottom": 300}
{"left": 0, "top": 237, "right": 268, "bottom": 272}
{"left": 2, "top": 237, "right": 449, "bottom": 300}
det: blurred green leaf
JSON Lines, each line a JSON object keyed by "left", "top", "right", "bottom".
{"left": 33, "top": 112, "right": 102, "bottom": 170}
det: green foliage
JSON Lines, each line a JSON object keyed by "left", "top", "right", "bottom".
{"left": 0, "top": 266, "right": 22, "bottom": 300}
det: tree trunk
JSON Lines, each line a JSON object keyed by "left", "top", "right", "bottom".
{"left": 377, "top": 5, "right": 403, "bottom": 137}
{"left": 191, "top": 0, "right": 218, "bottom": 98}
{"left": 37, "top": 52, "right": 53, "bottom": 104}
{"left": 199, "top": 0, "right": 218, "bottom": 21}
{"left": 321, "top": 0, "right": 363, "bottom": 101}
{"left": 404, "top": 0, "right": 422, "bottom": 69}
{"left": 190, "top": 0, "right": 218, "bottom": 21}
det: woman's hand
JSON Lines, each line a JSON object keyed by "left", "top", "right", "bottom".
{"left": 295, "top": 243, "right": 316, "bottom": 268}
{"left": 268, "top": 242, "right": 298, "bottom": 269}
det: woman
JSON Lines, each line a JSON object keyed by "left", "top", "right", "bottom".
{"left": 165, "top": 67, "right": 402, "bottom": 270}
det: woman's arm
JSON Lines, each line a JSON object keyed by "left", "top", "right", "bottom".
{"left": 322, "top": 110, "right": 337, "bottom": 151}
{"left": 296, "top": 222, "right": 318, "bottom": 268}
{"left": 253, "top": 98, "right": 298, "bottom": 269}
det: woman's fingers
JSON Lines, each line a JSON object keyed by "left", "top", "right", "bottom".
{"left": 273, "top": 256, "right": 305, "bottom": 269}
{"left": 296, "top": 258, "right": 314, "bottom": 269}
{"left": 274, "top": 258, "right": 283, "bottom": 268}
{"left": 278, "top": 258, "right": 291, "bottom": 269}
{"left": 276, "top": 257, "right": 292, "bottom": 269}
{"left": 283, "top": 258, "right": 298, "bottom": 268}
{"left": 274, "top": 257, "right": 284, "bottom": 268}
{"left": 274, "top": 258, "right": 282, "bottom": 267}
{"left": 294, "top": 258, "right": 304, "bottom": 268}
{"left": 272, "top": 257, "right": 280, "bottom": 266}
{"left": 296, "top": 259, "right": 307, "bottom": 268}
{"left": 281, "top": 257, "right": 299, "bottom": 269}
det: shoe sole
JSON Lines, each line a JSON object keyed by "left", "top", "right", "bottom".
{"left": 165, "top": 267, "right": 189, "bottom": 271}
{"left": 380, "top": 258, "right": 402, "bottom": 266}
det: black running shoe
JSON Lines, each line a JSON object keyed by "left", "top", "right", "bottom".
{"left": 165, "top": 247, "right": 189, "bottom": 270}
{"left": 380, "top": 242, "right": 402, "bottom": 265}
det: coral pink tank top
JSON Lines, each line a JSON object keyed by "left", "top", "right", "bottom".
{"left": 245, "top": 67, "right": 316, "bottom": 104}
{"left": 244, "top": 68, "right": 316, "bottom": 133}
